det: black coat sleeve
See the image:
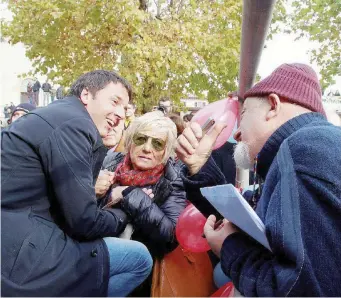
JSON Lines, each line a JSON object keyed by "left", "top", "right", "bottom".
{"left": 38, "top": 117, "right": 127, "bottom": 241}
{"left": 181, "top": 156, "right": 227, "bottom": 218}
{"left": 120, "top": 176, "right": 187, "bottom": 249}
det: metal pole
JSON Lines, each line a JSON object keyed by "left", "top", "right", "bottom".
{"left": 236, "top": 0, "right": 276, "bottom": 189}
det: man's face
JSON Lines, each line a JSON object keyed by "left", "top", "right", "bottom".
{"left": 233, "top": 98, "right": 272, "bottom": 169}
{"left": 81, "top": 82, "right": 129, "bottom": 138}
{"left": 159, "top": 100, "right": 172, "bottom": 114}
{"left": 102, "top": 120, "right": 124, "bottom": 149}
{"left": 11, "top": 111, "right": 27, "bottom": 122}
{"left": 126, "top": 104, "right": 136, "bottom": 118}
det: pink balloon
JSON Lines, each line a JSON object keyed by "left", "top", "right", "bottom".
{"left": 192, "top": 98, "right": 239, "bottom": 150}
{"left": 176, "top": 204, "right": 211, "bottom": 253}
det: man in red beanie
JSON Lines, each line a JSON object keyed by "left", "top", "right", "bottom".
{"left": 176, "top": 63, "right": 341, "bottom": 296}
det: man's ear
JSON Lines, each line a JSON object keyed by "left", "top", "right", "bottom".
{"left": 266, "top": 93, "right": 281, "bottom": 121}
{"left": 79, "top": 88, "right": 91, "bottom": 106}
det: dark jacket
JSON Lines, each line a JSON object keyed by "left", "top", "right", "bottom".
{"left": 183, "top": 113, "right": 341, "bottom": 296}
{"left": 181, "top": 141, "right": 256, "bottom": 218}
{"left": 32, "top": 81, "right": 41, "bottom": 92}
{"left": 56, "top": 86, "right": 64, "bottom": 99}
{"left": 211, "top": 141, "right": 237, "bottom": 183}
{"left": 1, "top": 96, "right": 127, "bottom": 296}
{"left": 180, "top": 141, "right": 237, "bottom": 218}
{"left": 102, "top": 151, "right": 187, "bottom": 258}
{"left": 42, "top": 82, "right": 52, "bottom": 92}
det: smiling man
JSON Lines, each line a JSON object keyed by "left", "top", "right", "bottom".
{"left": 1, "top": 70, "right": 153, "bottom": 297}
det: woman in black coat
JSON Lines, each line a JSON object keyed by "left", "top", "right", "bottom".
{"left": 97, "top": 111, "right": 187, "bottom": 258}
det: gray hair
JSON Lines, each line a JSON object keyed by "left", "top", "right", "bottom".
{"left": 124, "top": 111, "right": 177, "bottom": 164}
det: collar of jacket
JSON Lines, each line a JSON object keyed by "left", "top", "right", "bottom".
{"left": 257, "top": 112, "right": 326, "bottom": 180}
{"left": 65, "top": 95, "right": 104, "bottom": 151}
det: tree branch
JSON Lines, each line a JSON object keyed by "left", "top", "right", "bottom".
{"left": 177, "top": 0, "right": 185, "bottom": 14}
{"left": 139, "top": 0, "right": 148, "bottom": 11}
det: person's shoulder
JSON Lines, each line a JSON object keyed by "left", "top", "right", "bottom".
{"left": 32, "top": 97, "right": 92, "bottom": 128}
{"left": 288, "top": 121, "right": 341, "bottom": 153}
{"left": 286, "top": 122, "right": 341, "bottom": 178}
{"left": 102, "top": 151, "right": 125, "bottom": 170}
{"left": 164, "top": 158, "right": 182, "bottom": 181}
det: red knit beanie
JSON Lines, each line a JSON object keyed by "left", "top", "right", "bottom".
{"left": 244, "top": 63, "right": 326, "bottom": 116}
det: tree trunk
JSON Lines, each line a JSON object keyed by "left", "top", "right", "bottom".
{"left": 139, "top": 0, "right": 148, "bottom": 11}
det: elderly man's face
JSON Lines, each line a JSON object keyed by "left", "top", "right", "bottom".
{"left": 233, "top": 98, "right": 272, "bottom": 169}
{"left": 130, "top": 129, "right": 167, "bottom": 171}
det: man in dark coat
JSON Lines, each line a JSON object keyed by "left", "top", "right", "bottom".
{"left": 176, "top": 63, "right": 341, "bottom": 296}
{"left": 32, "top": 80, "right": 41, "bottom": 106}
{"left": 56, "top": 86, "right": 64, "bottom": 100}
{"left": 1, "top": 70, "right": 153, "bottom": 297}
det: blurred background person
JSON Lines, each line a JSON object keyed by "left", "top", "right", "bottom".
{"left": 125, "top": 103, "right": 136, "bottom": 129}
{"left": 56, "top": 86, "right": 65, "bottom": 100}
{"left": 183, "top": 112, "right": 194, "bottom": 125}
{"left": 158, "top": 97, "right": 172, "bottom": 115}
{"left": 168, "top": 113, "right": 185, "bottom": 137}
{"left": 7, "top": 103, "right": 35, "bottom": 125}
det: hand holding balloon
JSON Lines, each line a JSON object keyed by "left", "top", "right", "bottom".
{"left": 191, "top": 98, "right": 239, "bottom": 150}
{"left": 175, "top": 121, "right": 227, "bottom": 176}
{"left": 175, "top": 98, "right": 238, "bottom": 176}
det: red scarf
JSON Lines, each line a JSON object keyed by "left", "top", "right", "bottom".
{"left": 114, "top": 154, "right": 165, "bottom": 187}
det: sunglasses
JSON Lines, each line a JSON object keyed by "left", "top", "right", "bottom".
{"left": 132, "top": 133, "right": 166, "bottom": 152}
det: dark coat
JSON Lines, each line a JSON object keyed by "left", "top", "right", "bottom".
{"left": 102, "top": 152, "right": 187, "bottom": 258}
{"left": 180, "top": 142, "right": 237, "bottom": 218}
{"left": 1, "top": 96, "right": 128, "bottom": 296}
{"left": 181, "top": 141, "right": 254, "bottom": 218}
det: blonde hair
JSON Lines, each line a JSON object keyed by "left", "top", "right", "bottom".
{"left": 124, "top": 111, "right": 177, "bottom": 164}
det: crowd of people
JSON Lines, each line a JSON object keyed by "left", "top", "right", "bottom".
{"left": 2, "top": 80, "right": 65, "bottom": 120}
{"left": 1, "top": 64, "right": 341, "bottom": 297}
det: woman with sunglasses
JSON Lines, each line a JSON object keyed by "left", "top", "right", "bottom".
{"left": 98, "top": 111, "right": 187, "bottom": 259}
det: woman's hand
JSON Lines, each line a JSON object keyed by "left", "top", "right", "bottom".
{"left": 142, "top": 188, "right": 154, "bottom": 199}
{"left": 95, "top": 170, "right": 115, "bottom": 199}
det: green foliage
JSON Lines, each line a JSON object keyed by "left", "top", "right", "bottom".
{"left": 289, "top": 0, "right": 341, "bottom": 90}
{"left": 271, "top": 0, "right": 341, "bottom": 90}
{"left": 3, "top": 0, "right": 242, "bottom": 109}
{"left": 268, "top": 0, "right": 287, "bottom": 39}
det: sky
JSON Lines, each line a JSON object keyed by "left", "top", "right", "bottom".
{"left": 258, "top": 34, "right": 340, "bottom": 91}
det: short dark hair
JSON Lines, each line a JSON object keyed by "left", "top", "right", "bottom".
{"left": 168, "top": 113, "right": 185, "bottom": 137}
{"left": 69, "top": 70, "right": 132, "bottom": 101}
{"left": 183, "top": 113, "right": 194, "bottom": 122}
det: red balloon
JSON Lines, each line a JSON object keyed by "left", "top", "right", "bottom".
{"left": 192, "top": 98, "right": 239, "bottom": 150}
{"left": 211, "top": 282, "right": 235, "bottom": 297}
{"left": 176, "top": 204, "right": 211, "bottom": 252}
